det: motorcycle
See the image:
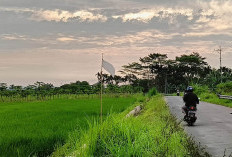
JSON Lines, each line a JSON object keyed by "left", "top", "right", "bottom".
{"left": 183, "top": 106, "right": 197, "bottom": 126}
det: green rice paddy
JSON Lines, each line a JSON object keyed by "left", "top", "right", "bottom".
{"left": 0, "top": 94, "right": 137, "bottom": 156}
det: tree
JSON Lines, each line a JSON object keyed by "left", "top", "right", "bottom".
{"left": 119, "top": 62, "right": 142, "bottom": 83}
{"left": 175, "top": 52, "right": 210, "bottom": 85}
{"left": 0, "top": 83, "right": 7, "bottom": 91}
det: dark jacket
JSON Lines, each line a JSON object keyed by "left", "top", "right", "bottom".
{"left": 183, "top": 92, "right": 199, "bottom": 107}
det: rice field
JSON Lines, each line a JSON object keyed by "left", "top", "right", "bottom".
{"left": 0, "top": 94, "right": 137, "bottom": 156}
{"left": 53, "top": 94, "right": 208, "bottom": 157}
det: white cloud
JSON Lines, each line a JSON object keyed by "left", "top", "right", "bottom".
{"left": 196, "top": 0, "right": 232, "bottom": 31}
{"left": 196, "top": 16, "right": 211, "bottom": 23}
{"left": 104, "top": 30, "right": 178, "bottom": 46}
{"left": 113, "top": 10, "right": 159, "bottom": 23}
{"left": 109, "top": 1, "right": 232, "bottom": 32}
{"left": 112, "top": 8, "right": 194, "bottom": 23}
{"left": 58, "top": 30, "right": 179, "bottom": 48}
{"left": 0, "top": 7, "right": 34, "bottom": 13}
{"left": 57, "top": 37, "right": 76, "bottom": 42}
{"left": 1, "top": 34, "right": 27, "bottom": 40}
{"left": 0, "top": 7, "right": 107, "bottom": 22}
{"left": 31, "top": 9, "right": 107, "bottom": 22}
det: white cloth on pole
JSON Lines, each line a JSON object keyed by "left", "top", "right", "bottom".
{"left": 102, "top": 59, "right": 115, "bottom": 76}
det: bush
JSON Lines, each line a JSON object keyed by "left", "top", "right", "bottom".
{"left": 147, "top": 87, "right": 158, "bottom": 97}
{"left": 216, "top": 82, "right": 232, "bottom": 94}
{"left": 191, "top": 84, "right": 209, "bottom": 95}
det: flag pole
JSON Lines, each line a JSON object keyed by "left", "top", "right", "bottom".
{"left": 100, "top": 53, "right": 103, "bottom": 124}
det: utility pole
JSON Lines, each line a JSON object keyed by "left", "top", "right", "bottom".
{"left": 165, "top": 73, "right": 167, "bottom": 94}
{"left": 214, "top": 46, "right": 222, "bottom": 83}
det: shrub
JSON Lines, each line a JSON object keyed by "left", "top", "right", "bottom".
{"left": 216, "top": 82, "right": 232, "bottom": 94}
{"left": 191, "top": 84, "right": 209, "bottom": 95}
{"left": 147, "top": 87, "right": 158, "bottom": 97}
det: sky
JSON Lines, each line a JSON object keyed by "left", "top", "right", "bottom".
{"left": 0, "top": 0, "right": 232, "bottom": 86}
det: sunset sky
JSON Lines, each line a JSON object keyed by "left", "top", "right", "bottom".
{"left": 1, "top": 0, "right": 232, "bottom": 86}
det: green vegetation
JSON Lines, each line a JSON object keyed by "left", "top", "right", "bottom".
{"left": 0, "top": 94, "right": 137, "bottom": 156}
{"left": 53, "top": 95, "right": 208, "bottom": 157}
{"left": 0, "top": 81, "right": 142, "bottom": 103}
{"left": 192, "top": 83, "right": 232, "bottom": 108}
{"left": 119, "top": 52, "right": 232, "bottom": 94}
{"left": 216, "top": 81, "right": 232, "bottom": 95}
{"left": 1, "top": 52, "right": 232, "bottom": 100}
{"left": 2, "top": 52, "right": 232, "bottom": 156}
{"left": 147, "top": 87, "right": 158, "bottom": 98}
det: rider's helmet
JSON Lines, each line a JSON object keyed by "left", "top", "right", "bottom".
{"left": 186, "top": 86, "right": 193, "bottom": 92}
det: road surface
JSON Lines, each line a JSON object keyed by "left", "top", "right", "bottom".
{"left": 165, "top": 96, "right": 232, "bottom": 157}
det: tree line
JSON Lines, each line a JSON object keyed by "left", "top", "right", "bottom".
{"left": 1, "top": 52, "right": 232, "bottom": 102}
{"left": 99, "top": 52, "right": 232, "bottom": 93}
{"left": 0, "top": 80, "right": 142, "bottom": 102}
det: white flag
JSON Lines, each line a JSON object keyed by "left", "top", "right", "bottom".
{"left": 102, "top": 59, "right": 115, "bottom": 76}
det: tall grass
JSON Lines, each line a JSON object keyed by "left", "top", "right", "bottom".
{"left": 191, "top": 84, "right": 232, "bottom": 108}
{"left": 0, "top": 94, "right": 137, "bottom": 156}
{"left": 147, "top": 87, "right": 158, "bottom": 98}
{"left": 198, "top": 92, "right": 232, "bottom": 108}
{"left": 53, "top": 95, "right": 209, "bottom": 157}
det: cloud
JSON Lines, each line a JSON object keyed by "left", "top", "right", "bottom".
{"left": 1, "top": 2, "right": 232, "bottom": 32}
{"left": 31, "top": 9, "right": 108, "bottom": 22}
{"left": 195, "top": 0, "right": 232, "bottom": 31}
{"left": 0, "top": 29, "right": 180, "bottom": 51}
{"left": 56, "top": 37, "right": 76, "bottom": 42}
{"left": 101, "top": 30, "right": 178, "bottom": 47}
{"left": 0, "top": 7, "right": 107, "bottom": 22}
{"left": 1, "top": 34, "right": 27, "bottom": 40}
{"left": 0, "top": 7, "right": 34, "bottom": 13}
{"left": 113, "top": 10, "right": 159, "bottom": 23}
{"left": 112, "top": 8, "right": 194, "bottom": 23}
{"left": 1, "top": 0, "right": 232, "bottom": 86}
{"left": 54, "top": 30, "right": 180, "bottom": 49}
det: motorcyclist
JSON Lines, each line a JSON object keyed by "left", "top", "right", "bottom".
{"left": 182, "top": 86, "right": 199, "bottom": 120}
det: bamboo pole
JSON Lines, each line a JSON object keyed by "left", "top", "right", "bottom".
{"left": 100, "top": 53, "right": 103, "bottom": 124}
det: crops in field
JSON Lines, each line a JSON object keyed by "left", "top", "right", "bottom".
{"left": 0, "top": 94, "right": 137, "bottom": 156}
{"left": 53, "top": 94, "right": 209, "bottom": 157}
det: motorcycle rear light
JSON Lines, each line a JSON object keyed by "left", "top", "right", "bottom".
{"left": 190, "top": 107, "right": 195, "bottom": 110}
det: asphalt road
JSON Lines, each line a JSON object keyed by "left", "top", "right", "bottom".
{"left": 165, "top": 96, "right": 232, "bottom": 157}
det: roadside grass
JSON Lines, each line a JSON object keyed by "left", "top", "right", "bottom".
{"left": 53, "top": 94, "right": 209, "bottom": 157}
{"left": 191, "top": 84, "right": 232, "bottom": 108}
{"left": 0, "top": 94, "right": 137, "bottom": 157}
{"left": 199, "top": 92, "right": 232, "bottom": 108}
{"left": 171, "top": 92, "right": 232, "bottom": 108}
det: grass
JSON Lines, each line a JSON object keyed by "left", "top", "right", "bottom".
{"left": 169, "top": 90, "right": 232, "bottom": 108}
{"left": 199, "top": 92, "right": 232, "bottom": 108}
{"left": 191, "top": 84, "right": 232, "bottom": 108}
{"left": 0, "top": 94, "right": 137, "bottom": 157}
{"left": 53, "top": 94, "right": 209, "bottom": 157}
